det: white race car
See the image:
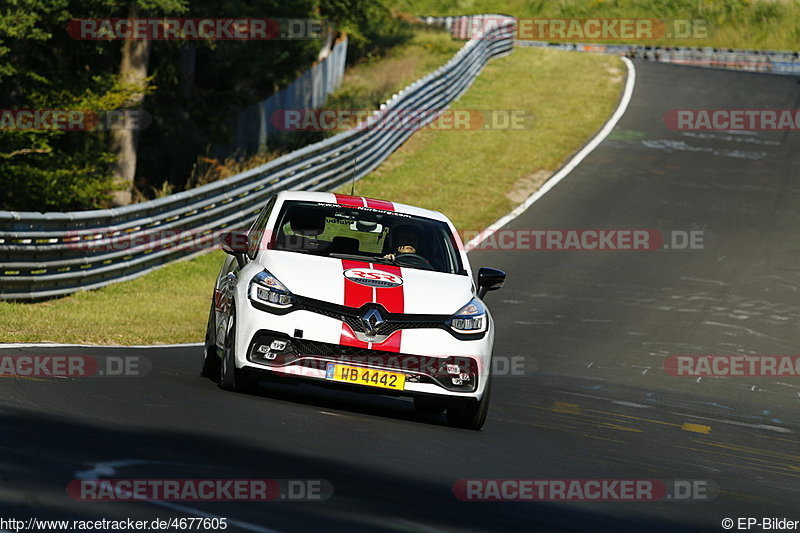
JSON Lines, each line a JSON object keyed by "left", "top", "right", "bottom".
{"left": 202, "top": 191, "right": 505, "bottom": 429}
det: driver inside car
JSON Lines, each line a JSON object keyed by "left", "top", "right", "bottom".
{"left": 384, "top": 225, "right": 425, "bottom": 262}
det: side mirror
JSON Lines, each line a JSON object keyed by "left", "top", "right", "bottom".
{"left": 477, "top": 267, "right": 506, "bottom": 299}
{"left": 220, "top": 231, "right": 249, "bottom": 268}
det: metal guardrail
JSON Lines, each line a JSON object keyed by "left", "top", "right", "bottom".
{"left": 420, "top": 14, "right": 514, "bottom": 41}
{"left": 424, "top": 14, "right": 800, "bottom": 75}
{"left": 0, "top": 17, "right": 516, "bottom": 300}
{"left": 516, "top": 41, "right": 800, "bottom": 75}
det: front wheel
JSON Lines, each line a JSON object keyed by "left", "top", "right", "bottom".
{"left": 219, "top": 307, "right": 257, "bottom": 394}
{"left": 446, "top": 376, "right": 491, "bottom": 430}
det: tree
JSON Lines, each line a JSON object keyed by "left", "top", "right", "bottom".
{"left": 0, "top": 0, "right": 184, "bottom": 211}
{"left": 1, "top": 0, "right": 398, "bottom": 211}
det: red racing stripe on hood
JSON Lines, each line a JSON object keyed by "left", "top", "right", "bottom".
{"left": 371, "top": 264, "right": 404, "bottom": 314}
{"left": 339, "top": 321, "right": 368, "bottom": 348}
{"left": 365, "top": 198, "right": 394, "bottom": 211}
{"left": 339, "top": 260, "right": 404, "bottom": 352}
{"left": 334, "top": 194, "right": 395, "bottom": 212}
{"left": 340, "top": 259, "right": 371, "bottom": 349}
{"left": 339, "top": 322, "right": 402, "bottom": 351}
{"left": 371, "top": 263, "right": 403, "bottom": 352}
{"left": 341, "top": 259, "right": 372, "bottom": 308}
{"left": 334, "top": 194, "right": 365, "bottom": 207}
{"left": 378, "top": 330, "right": 402, "bottom": 352}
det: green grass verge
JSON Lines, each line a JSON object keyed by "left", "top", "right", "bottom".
{"left": 0, "top": 47, "right": 624, "bottom": 345}
{"left": 0, "top": 252, "right": 223, "bottom": 345}
{"left": 392, "top": 0, "right": 800, "bottom": 51}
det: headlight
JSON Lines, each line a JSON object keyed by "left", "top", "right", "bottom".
{"left": 249, "top": 270, "right": 296, "bottom": 308}
{"left": 447, "top": 297, "right": 487, "bottom": 334}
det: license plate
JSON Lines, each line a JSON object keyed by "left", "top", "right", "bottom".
{"left": 325, "top": 363, "right": 405, "bottom": 390}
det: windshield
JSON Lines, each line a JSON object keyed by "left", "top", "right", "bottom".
{"left": 269, "top": 200, "right": 465, "bottom": 275}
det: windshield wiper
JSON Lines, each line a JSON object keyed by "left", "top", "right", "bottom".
{"left": 328, "top": 252, "right": 400, "bottom": 267}
{"left": 328, "top": 252, "right": 380, "bottom": 261}
{"left": 370, "top": 257, "right": 401, "bottom": 267}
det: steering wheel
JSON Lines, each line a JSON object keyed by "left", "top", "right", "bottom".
{"left": 395, "top": 253, "right": 433, "bottom": 269}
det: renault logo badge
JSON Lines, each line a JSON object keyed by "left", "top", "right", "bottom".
{"left": 360, "top": 308, "right": 385, "bottom": 337}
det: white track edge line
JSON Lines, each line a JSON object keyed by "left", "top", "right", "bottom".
{"left": 0, "top": 342, "right": 203, "bottom": 349}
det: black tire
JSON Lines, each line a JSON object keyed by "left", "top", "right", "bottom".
{"left": 446, "top": 377, "right": 491, "bottom": 430}
{"left": 201, "top": 302, "right": 221, "bottom": 381}
{"left": 219, "top": 307, "right": 258, "bottom": 394}
{"left": 413, "top": 397, "right": 446, "bottom": 414}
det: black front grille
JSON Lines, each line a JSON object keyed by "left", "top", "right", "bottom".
{"left": 290, "top": 338, "right": 428, "bottom": 362}
{"left": 296, "top": 296, "right": 447, "bottom": 336}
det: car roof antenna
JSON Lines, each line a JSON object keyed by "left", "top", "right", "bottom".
{"left": 350, "top": 154, "right": 357, "bottom": 196}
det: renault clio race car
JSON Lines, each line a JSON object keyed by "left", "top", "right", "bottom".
{"left": 202, "top": 191, "right": 506, "bottom": 429}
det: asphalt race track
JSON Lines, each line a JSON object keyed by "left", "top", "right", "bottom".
{"left": 1, "top": 61, "right": 799, "bottom": 532}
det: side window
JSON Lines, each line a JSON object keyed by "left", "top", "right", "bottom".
{"left": 247, "top": 196, "right": 276, "bottom": 260}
